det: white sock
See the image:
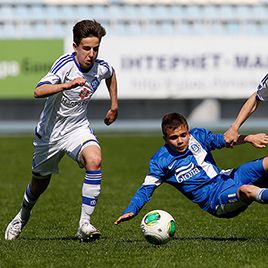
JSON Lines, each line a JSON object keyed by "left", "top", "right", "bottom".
{"left": 79, "top": 170, "right": 102, "bottom": 226}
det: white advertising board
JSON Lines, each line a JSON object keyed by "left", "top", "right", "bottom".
{"left": 66, "top": 36, "right": 268, "bottom": 99}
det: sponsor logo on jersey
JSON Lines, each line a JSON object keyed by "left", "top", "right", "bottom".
{"left": 61, "top": 95, "right": 89, "bottom": 108}
{"left": 79, "top": 87, "right": 90, "bottom": 100}
{"left": 175, "top": 162, "right": 200, "bottom": 183}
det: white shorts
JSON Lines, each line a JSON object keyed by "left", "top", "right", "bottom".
{"left": 32, "top": 126, "right": 100, "bottom": 176}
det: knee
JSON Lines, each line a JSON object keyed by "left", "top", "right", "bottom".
{"left": 238, "top": 185, "right": 258, "bottom": 203}
{"left": 84, "top": 154, "right": 102, "bottom": 170}
{"left": 262, "top": 156, "right": 268, "bottom": 172}
{"left": 81, "top": 145, "right": 102, "bottom": 170}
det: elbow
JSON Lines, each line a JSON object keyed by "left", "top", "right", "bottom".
{"left": 34, "top": 89, "right": 42, "bottom": 98}
{"left": 34, "top": 91, "right": 40, "bottom": 98}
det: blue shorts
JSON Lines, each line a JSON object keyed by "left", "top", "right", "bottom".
{"left": 209, "top": 157, "right": 267, "bottom": 218}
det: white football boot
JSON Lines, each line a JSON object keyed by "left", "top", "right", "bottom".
{"left": 76, "top": 222, "right": 101, "bottom": 242}
{"left": 5, "top": 210, "right": 30, "bottom": 240}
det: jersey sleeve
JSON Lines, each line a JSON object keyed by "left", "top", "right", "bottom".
{"left": 122, "top": 175, "right": 162, "bottom": 215}
{"left": 256, "top": 73, "right": 268, "bottom": 101}
{"left": 36, "top": 72, "right": 61, "bottom": 87}
{"left": 192, "top": 128, "right": 226, "bottom": 151}
{"left": 36, "top": 54, "right": 74, "bottom": 87}
{"left": 96, "top": 59, "right": 113, "bottom": 80}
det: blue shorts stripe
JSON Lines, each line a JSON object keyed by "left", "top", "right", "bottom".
{"left": 82, "top": 139, "right": 99, "bottom": 147}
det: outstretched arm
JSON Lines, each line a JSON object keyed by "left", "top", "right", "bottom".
{"left": 225, "top": 93, "right": 261, "bottom": 147}
{"left": 34, "top": 77, "right": 86, "bottom": 98}
{"left": 104, "top": 69, "right": 118, "bottom": 125}
{"left": 227, "top": 133, "right": 268, "bottom": 148}
{"left": 114, "top": 182, "right": 159, "bottom": 225}
{"left": 114, "top": 212, "right": 135, "bottom": 225}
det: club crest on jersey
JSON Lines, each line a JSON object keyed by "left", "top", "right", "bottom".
{"left": 79, "top": 88, "right": 90, "bottom": 100}
{"left": 190, "top": 143, "right": 201, "bottom": 154}
{"left": 91, "top": 77, "right": 100, "bottom": 91}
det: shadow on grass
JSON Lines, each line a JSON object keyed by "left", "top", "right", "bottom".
{"left": 18, "top": 236, "right": 268, "bottom": 243}
{"left": 20, "top": 236, "right": 104, "bottom": 242}
{"left": 119, "top": 236, "right": 268, "bottom": 244}
{"left": 173, "top": 236, "right": 249, "bottom": 242}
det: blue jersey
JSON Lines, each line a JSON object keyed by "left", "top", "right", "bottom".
{"left": 123, "top": 128, "right": 266, "bottom": 218}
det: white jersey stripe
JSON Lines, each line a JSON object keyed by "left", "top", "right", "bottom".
{"left": 142, "top": 175, "right": 162, "bottom": 186}
{"left": 189, "top": 135, "right": 218, "bottom": 178}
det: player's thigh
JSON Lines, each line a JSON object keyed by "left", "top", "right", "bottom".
{"left": 234, "top": 158, "right": 266, "bottom": 185}
{"left": 32, "top": 140, "right": 64, "bottom": 176}
{"left": 214, "top": 182, "right": 249, "bottom": 218}
{"left": 63, "top": 127, "right": 100, "bottom": 167}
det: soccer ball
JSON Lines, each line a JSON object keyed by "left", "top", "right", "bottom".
{"left": 140, "top": 210, "right": 176, "bottom": 245}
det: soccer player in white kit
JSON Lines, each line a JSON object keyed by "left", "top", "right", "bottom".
{"left": 5, "top": 20, "right": 118, "bottom": 241}
{"left": 225, "top": 73, "right": 268, "bottom": 147}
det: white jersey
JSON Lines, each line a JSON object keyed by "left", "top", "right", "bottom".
{"left": 256, "top": 73, "right": 268, "bottom": 101}
{"left": 35, "top": 52, "right": 113, "bottom": 141}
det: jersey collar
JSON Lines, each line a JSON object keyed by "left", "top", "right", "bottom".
{"left": 72, "top": 52, "right": 94, "bottom": 73}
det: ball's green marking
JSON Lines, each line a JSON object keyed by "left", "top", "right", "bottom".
{"left": 144, "top": 212, "right": 160, "bottom": 225}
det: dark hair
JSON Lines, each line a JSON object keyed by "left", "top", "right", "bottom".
{"left": 73, "top": 20, "right": 106, "bottom": 45}
{"left": 161, "top": 113, "right": 188, "bottom": 136}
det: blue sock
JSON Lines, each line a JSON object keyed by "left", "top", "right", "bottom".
{"left": 257, "top": 189, "right": 268, "bottom": 203}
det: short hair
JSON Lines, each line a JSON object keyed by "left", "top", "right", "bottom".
{"left": 73, "top": 20, "right": 106, "bottom": 45}
{"left": 161, "top": 113, "right": 188, "bottom": 137}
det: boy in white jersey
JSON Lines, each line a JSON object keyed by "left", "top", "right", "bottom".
{"left": 5, "top": 20, "right": 118, "bottom": 241}
{"left": 225, "top": 73, "right": 268, "bottom": 147}
{"left": 114, "top": 113, "right": 268, "bottom": 225}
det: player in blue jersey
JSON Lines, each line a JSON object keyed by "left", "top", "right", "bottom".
{"left": 225, "top": 73, "right": 268, "bottom": 147}
{"left": 114, "top": 113, "right": 268, "bottom": 225}
{"left": 5, "top": 20, "right": 118, "bottom": 241}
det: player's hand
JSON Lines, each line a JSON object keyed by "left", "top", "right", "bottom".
{"left": 224, "top": 126, "right": 239, "bottom": 148}
{"left": 66, "top": 77, "right": 86, "bottom": 90}
{"left": 114, "top": 212, "right": 135, "bottom": 225}
{"left": 246, "top": 133, "right": 268, "bottom": 148}
{"left": 104, "top": 108, "right": 118, "bottom": 125}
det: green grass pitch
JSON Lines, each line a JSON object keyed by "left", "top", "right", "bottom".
{"left": 1, "top": 134, "right": 268, "bottom": 268}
